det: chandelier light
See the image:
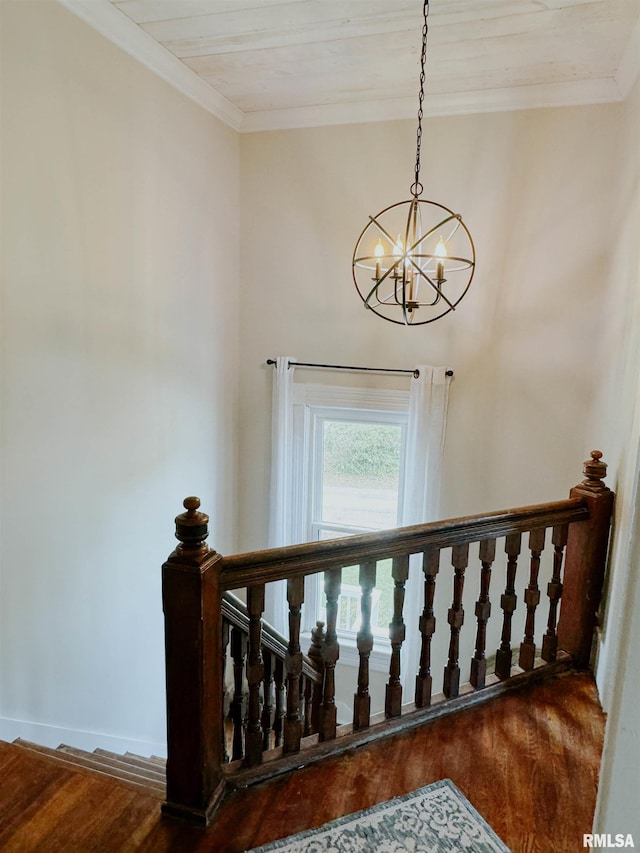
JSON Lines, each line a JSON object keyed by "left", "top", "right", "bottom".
{"left": 352, "top": 1, "right": 475, "bottom": 326}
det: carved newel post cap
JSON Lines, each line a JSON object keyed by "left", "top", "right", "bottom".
{"left": 581, "top": 450, "right": 608, "bottom": 491}
{"left": 175, "top": 496, "right": 210, "bottom": 549}
{"left": 311, "top": 621, "right": 325, "bottom": 640}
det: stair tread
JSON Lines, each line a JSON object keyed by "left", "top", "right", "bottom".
{"left": 93, "top": 748, "right": 165, "bottom": 777}
{"left": 13, "top": 740, "right": 165, "bottom": 795}
{"left": 57, "top": 745, "right": 165, "bottom": 782}
{"left": 56, "top": 745, "right": 165, "bottom": 786}
{"left": 141, "top": 753, "right": 167, "bottom": 767}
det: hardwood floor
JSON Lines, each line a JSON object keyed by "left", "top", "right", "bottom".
{"left": 0, "top": 671, "right": 604, "bottom": 853}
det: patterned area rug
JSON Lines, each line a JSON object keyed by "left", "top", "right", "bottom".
{"left": 245, "top": 779, "right": 511, "bottom": 852}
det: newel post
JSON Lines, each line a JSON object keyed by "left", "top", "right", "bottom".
{"left": 161, "top": 497, "right": 225, "bottom": 826}
{"left": 557, "top": 451, "right": 614, "bottom": 669}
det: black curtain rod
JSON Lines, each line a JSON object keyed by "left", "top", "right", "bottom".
{"left": 266, "top": 359, "right": 454, "bottom": 378}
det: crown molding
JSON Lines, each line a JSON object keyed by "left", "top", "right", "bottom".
{"left": 240, "top": 97, "right": 416, "bottom": 134}
{"left": 240, "top": 78, "right": 623, "bottom": 133}
{"left": 614, "top": 12, "right": 640, "bottom": 99}
{"left": 55, "top": 0, "right": 244, "bottom": 131}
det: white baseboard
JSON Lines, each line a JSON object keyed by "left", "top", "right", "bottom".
{"left": 0, "top": 716, "right": 167, "bottom": 758}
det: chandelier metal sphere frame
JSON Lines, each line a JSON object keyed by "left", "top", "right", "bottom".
{"left": 352, "top": 1, "right": 476, "bottom": 326}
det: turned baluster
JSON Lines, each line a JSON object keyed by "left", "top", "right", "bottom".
{"left": 386, "top": 555, "right": 409, "bottom": 718}
{"left": 443, "top": 544, "right": 469, "bottom": 699}
{"left": 320, "top": 567, "right": 341, "bottom": 741}
{"left": 307, "top": 620, "right": 325, "bottom": 735}
{"left": 495, "top": 533, "right": 522, "bottom": 680}
{"left": 542, "top": 524, "right": 568, "bottom": 662}
{"left": 229, "top": 626, "right": 247, "bottom": 761}
{"left": 261, "top": 650, "right": 274, "bottom": 751}
{"left": 353, "top": 561, "right": 376, "bottom": 730}
{"left": 519, "top": 529, "right": 546, "bottom": 671}
{"left": 273, "top": 657, "right": 285, "bottom": 748}
{"left": 470, "top": 538, "right": 496, "bottom": 689}
{"left": 415, "top": 549, "right": 440, "bottom": 708}
{"left": 283, "top": 576, "right": 305, "bottom": 753}
{"left": 244, "top": 585, "right": 265, "bottom": 766}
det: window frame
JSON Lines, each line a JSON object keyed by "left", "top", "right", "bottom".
{"left": 309, "top": 406, "right": 408, "bottom": 539}
{"left": 291, "top": 383, "right": 410, "bottom": 671}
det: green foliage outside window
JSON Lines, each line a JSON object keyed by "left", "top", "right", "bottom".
{"left": 323, "top": 421, "right": 401, "bottom": 483}
{"left": 320, "top": 420, "right": 402, "bottom": 632}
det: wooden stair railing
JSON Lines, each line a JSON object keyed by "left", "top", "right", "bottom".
{"left": 161, "top": 451, "right": 613, "bottom": 826}
{"left": 221, "top": 590, "right": 324, "bottom": 760}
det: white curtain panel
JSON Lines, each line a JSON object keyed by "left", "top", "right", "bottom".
{"left": 265, "top": 356, "right": 296, "bottom": 634}
{"left": 400, "top": 366, "right": 452, "bottom": 689}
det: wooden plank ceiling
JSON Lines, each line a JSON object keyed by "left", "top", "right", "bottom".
{"left": 91, "top": 1, "right": 640, "bottom": 130}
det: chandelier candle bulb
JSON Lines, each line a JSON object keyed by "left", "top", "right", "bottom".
{"left": 374, "top": 239, "right": 384, "bottom": 279}
{"left": 435, "top": 237, "right": 447, "bottom": 282}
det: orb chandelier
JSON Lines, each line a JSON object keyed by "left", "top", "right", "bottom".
{"left": 352, "top": 1, "right": 475, "bottom": 326}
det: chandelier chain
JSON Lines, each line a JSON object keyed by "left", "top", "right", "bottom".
{"left": 412, "top": 0, "right": 429, "bottom": 198}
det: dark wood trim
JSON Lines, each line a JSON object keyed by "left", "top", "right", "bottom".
{"left": 162, "top": 544, "right": 225, "bottom": 823}
{"left": 160, "top": 777, "right": 226, "bottom": 827}
{"left": 558, "top": 456, "right": 614, "bottom": 668}
{"left": 224, "top": 654, "right": 574, "bottom": 790}
{"left": 160, "top": 453, "right": 613, "bottom": 827}
{"left": 219, "top": 500, "right": 589, "bottom": 588}
{"left": 222, "top": 592, "right": 322, "bottom": 683}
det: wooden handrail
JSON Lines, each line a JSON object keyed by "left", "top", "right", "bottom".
{"left": 161, "top": 452, "right": 614, "bottom": 826}
{"left": 222, "top": 591, "right": 322, "bottom": 684}
{"left": 219, "top": 498, "right": 590, "bottom": 588}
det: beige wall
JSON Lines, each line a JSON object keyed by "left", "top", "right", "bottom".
{"left": 589, "top": 73, "right": 640, "bottom": 841}
{"left": 0, "top": 0, "right": 240, "bottom": 753}
{"left": 238, "top": 103, "right": 619, "bottom": 552}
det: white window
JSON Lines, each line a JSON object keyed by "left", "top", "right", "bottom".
{"left": 291, "top": 385, "right": 410, "bottom": 668}
{"left": 310, "top": 411, "right": 406, "bottom": 640}
{"left": 266, "top": 360, "right": 452, "bottom": 685}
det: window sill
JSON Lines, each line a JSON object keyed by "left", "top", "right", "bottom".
{"left": 334, "top": 634, "right": 391, "bottom": 672}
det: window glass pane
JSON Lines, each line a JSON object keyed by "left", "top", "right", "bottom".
{"left": 320, "top": 420, "right": 401, "bottom": 529}
{"left": 317, "top": 552, "right": 394, "bottom": 637}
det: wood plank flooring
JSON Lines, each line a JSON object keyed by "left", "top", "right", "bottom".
{"left": 0, "top": 671, "right": 605, "bottom": 853}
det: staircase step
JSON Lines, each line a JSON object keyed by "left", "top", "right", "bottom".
{"left": 116, "top": 750, "right": 166, "bottom": 774}
{"left": 13, "top": 740, "right": 165, "bottom": 795}
{"left": 58, "top": 746, "right": 165, "bottom": 784}
{"left": 93, "top": 749, "right": 165, "bottom": 779}
{"left": 141, "top": 753, "right": 167, "bottom": 768}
